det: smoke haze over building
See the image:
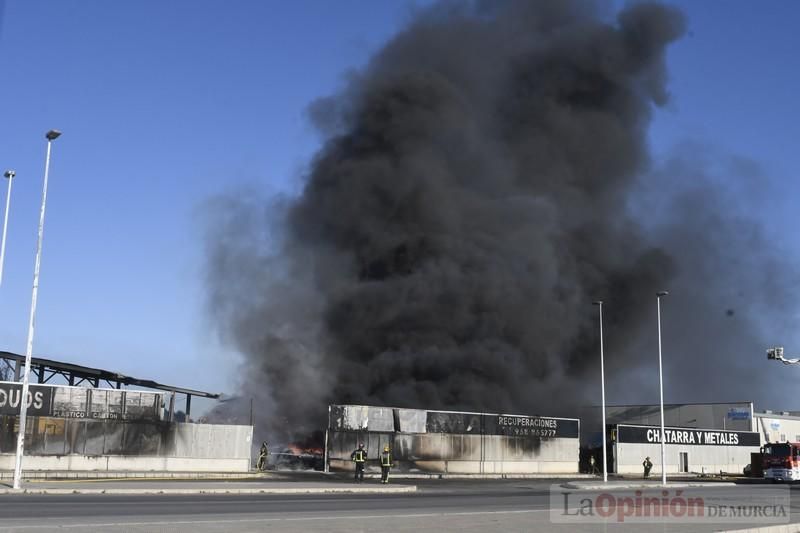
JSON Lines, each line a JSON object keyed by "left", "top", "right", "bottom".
{"left": 204, "top": 0, "right": 796, "bottom": 438}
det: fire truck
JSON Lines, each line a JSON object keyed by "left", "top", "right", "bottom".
{"left": 762, "top": 442, "right": 800, "bottom": 481}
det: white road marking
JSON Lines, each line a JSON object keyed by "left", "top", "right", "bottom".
{"left": 0, "top": 509, "right": 548, "bottom": 530}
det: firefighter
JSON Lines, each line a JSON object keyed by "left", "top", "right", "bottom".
{"left": 643, "top": 456, "right": 653, "bottom": 479}
{"left": 256, "top": 441, "right": 269, "bottom": 472}
{"left": 380, "top": 444, "right": 393, "bottom": 484}
{"left": 351, "top": 442, "right": 367, "bottom": 483}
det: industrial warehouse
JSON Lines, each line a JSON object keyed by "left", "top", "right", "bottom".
{"left": 325, "top": 404, "right": 579, "bottom": 474}
{"left": 323, "top": 401, "right": 800, "bottom": 476}
{"left": 0, "top": 351, "right": 252, "bottom": 473}
{"left": 580, "top": 401, "right": 800, "bottom": 476}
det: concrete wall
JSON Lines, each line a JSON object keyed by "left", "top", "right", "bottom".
{"left": 167, "top": 423, "right": 252, "bottom": 459}
{"left": 327, "top": 431, "right": 578, "bottom": 474}
{"left": 0, "top": 422, "right": 253, "bottom": 472}
{"left": 614, "top": 442, "right": 757, "bottom": 475}
{"left": 0, "top": 454, "right": 248, "bottom": 472}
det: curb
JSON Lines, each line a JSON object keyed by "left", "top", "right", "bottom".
{"left": 0, "top": 485, "right": 417, "bottom": 495}
{"left": 364, "top": 473, "right": 595, "bottom": 480}
{"left": 562, "top": 481, "right": 737, "bottom": 490}
{"left": 0, "top": 470, "right": 276, "bottom": 481}
{"left": 0, "top": 471, "right": 275, "bottom": 481}
{"left": 722, "top": 526, "right": 800, "bottom": 533}
{"left": 0, "top": 471, "right": 594, "bottom": 481}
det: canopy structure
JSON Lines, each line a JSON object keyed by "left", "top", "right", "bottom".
{"left": 0, "top": 350, "right": 219, "bottom": 420}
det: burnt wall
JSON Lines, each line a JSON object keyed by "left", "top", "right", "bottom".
{"left": 0, "top": 417, "right": 252, "bottom": 460}
{"left": 326, "top": 405, "right": 579, "bottom": 474}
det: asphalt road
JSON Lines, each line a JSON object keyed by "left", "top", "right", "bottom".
{"left": 0, "top": 479, "right": 798, "bottom": 532}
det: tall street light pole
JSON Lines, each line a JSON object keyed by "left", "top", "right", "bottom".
{"left": 656, "top": 290, "right": 669, "bottom": 486}
{"left": 592, "top": 300, "right": 608, "bottom": 483}
{"left": 0, "top": 170, "right": 17, "bottom": 286}
{"left": 13, "top": 129, "right": 61, "bottom": 490}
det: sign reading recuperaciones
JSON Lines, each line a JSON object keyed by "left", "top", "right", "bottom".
{"left": 494, "top": 415, "right": 580, "bottom": 438}
{"left": 0, "top": 383, "right": 54, "bottom": 416}
{"left": 617, "top": 424, "right": 760, "bottom": 447}
{"left": 423, "top": 411, "right": 579, "bottom": 437}
{"left": 329, "top": 404, "right": 580, "bottom": 440}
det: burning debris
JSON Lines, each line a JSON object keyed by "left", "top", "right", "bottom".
{"left": 272, "top": 442, "right": 325, "bottom": 471}
{"left": 205, "top": 0, "right": 794, "bottom": 441}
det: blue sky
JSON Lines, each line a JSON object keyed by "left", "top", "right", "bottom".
{"left": 0, "top": 1, "right": 797, "bottom": 413}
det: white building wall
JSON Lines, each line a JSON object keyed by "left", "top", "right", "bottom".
{"left": 615, "top": 442, "right": 758, "bottom": 475}
{"left": 169, "top": 423, "right": 252, "bottom": 459}
{"left": 0, "top": 422, "right": 253, "bottom": 472}
{"left": 0, "top": 454, "right": 249, "bottom": 472}
{"left": 754, "top": 415, "right": 800, "bottom": 444}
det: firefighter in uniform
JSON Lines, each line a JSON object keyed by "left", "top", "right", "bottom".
{"left": 351, "top": 443, "right": 367, "bottom": 483}
{"left": 380, "top": 444, "right": 393, "bottom": 484}
{"left": 643, "top": 456, "right": 653, "bottom": 479}
{"left": 256, "top": 441, "right": 269, "bottom": 472}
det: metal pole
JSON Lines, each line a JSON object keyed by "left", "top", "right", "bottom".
{"left": 656, "top": 291, "right": 669, "bottom": 486}
{"left": 0, "top": 170, "right": 16, "bottom": 286}
{"left": 13, "top": 131, "right": 60, "bottom": 490}
{"left": 324, "top": 404, "right": 331, "bottom": 473}
{"left": 599, "top": 302, "right": 608, "bottom": 483}
{"left": 168, "top": 392, "right": 176, "bottom": 422}
{"left": 593, "top": 301, "right": 608, "bottom": 482}
{"left": 323, "top": 429, "right": 330, "bottom": 473}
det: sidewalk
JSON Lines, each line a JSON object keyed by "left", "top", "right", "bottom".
{"left": 0, "top": 479, "right": 418, "bottom": 495}
{"left": 0, "top": 470, "right": 272, "bottom": 481}
{"left": 361, "top": 472, "right": 596, "bottom": 480}
{"left": 563, "top": 479, "right": 737, "bottom": 490}
{"left": 0, "top": 469, "right": 596, "bottom": 481}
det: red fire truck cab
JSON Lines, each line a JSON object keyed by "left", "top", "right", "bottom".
{"left": 762, "top": 442, "right": 800, "bottom": 481}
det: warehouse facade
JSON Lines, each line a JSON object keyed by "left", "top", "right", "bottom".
{"left": 325, "top": 404, "right": 580, "bottom": 474}
{"left": 576, "top": 401, "right": 800, "bottom": 475}
{"left": 612, "top": 423, "right": 761, "bottom": 475}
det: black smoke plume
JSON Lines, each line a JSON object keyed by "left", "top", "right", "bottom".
{"left": 205, "top": 0, "right": 796, "bottom": 439}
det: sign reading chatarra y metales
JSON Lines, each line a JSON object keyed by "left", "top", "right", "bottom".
{"left": 0, "top": 382, "right": 54, "bottom": 416}
{"left": 616, "top": 424, "right": 761, "bottom": 447}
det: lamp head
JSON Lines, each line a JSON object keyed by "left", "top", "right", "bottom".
{"left": 656, "top": 291, "right": 669, "bottom": 297}
{"left": 767, "top": 347, "right": 784, "bottom": 360}
{"left": 592, "top": 300, "right": 603, "bottom": 306}
{"left": 46, "top": 130, "right": 62, "bottom": 141}
{"left": 3, "top": 170, "right": 15, "bottom": 179}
